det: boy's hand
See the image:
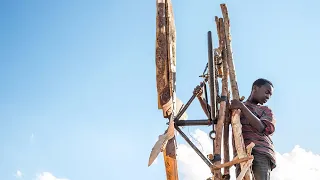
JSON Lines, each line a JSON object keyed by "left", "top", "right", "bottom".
{"left": 230, "top": 99, "right": 244, "bottom": 110}
{"left": 193, "top": 83, "right": 203, "bottom": 98}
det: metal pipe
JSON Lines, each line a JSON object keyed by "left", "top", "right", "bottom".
{"left": 207, "top": 31, "right": 217, "bottom": 121}
{"left": 174, "top": 125, "right": 213, "bottom": 168}
{"left": 208, "top": 31, "right": 217, "bottom": 156}
{"left": 175, "top": 120, "right": 211, "bottom": 126}
{"left": 203, "top": 82, "right": 212, "bottom": 122}
{"left": 174, "top": 82, "right": 206, "bottom": 122}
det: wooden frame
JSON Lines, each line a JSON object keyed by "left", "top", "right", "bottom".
{"left": 150, "top": 2, "right": 255, "bottom": 180}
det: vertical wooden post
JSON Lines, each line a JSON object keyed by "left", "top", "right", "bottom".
{"left": 154, "top": 0, "right": 179, "bottom": 179}
{"left": 220, "top": 4, "right": 251, "bottom": 180}
{"left": 223, "top": 92, "right": 231, "bottom": 179}
{"left": 155, "top": 0, "right": 170, "bottom": 117}
{"left": 164, "top": 0, "right": 179, "bottom": 180}
{"left": 216, "top": 17, "right": 232, "bottom": 180}
{"left": 211, "top": 16, "right": 226, "bottom": 180}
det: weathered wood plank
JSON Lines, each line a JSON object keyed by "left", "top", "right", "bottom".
{"left": 212, "top": 156, "right": 253, "bottom": 170}
{"left": 216, "top": 16, "right": 232, "bottom": 180}
{"left": 163, "top": 0, "right": 179, "bottom": 179}
{"left": 163, "top": 138, "right": 179, "bottom": 180}
{"left": 155, "top": 0, "right": 171, "bottom": 118}
{"left": 212, "top": 16, "right": 227, "bottom": 180}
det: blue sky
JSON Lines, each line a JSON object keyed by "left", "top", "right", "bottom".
{"left": 1, "top": 0, "right": 320, "bottom": 180}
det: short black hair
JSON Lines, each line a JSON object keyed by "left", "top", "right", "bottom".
{"left": 252, "top": 78, "right": 273, "bottom": 90}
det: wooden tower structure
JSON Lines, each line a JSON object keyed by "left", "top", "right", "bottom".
{"left": 148, "top": 2, "right": 256, "bottom": 180}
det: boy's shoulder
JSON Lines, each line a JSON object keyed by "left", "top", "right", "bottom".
{"left": 260, "top": 105, "right": 273, "bottom": 111}
{"left": 244, "top": 102, "right": 275, "bottom": 116}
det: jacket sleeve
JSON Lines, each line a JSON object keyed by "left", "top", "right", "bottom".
{"left": 260, "top": 107, "right": 276, "bottom": 135}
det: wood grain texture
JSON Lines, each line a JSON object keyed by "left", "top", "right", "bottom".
{"left": 163, "top": 138, "right": 179, "bottom": 180}
{"left": 212, "top": 17, "right": 227, "bottom": 180}
{"left": 216, "top": 17, "right": 232, "bottom": 180}
{"left": 212, "top": 156, "right": 253, "bottom": 170}
{"left": 155, "top": 0, "right": 179, "bottom": 179}
{"left": 220, "top": 4, "right": 251, "bottom": 180}
{"left": 163, "top": 0, "right": 178, "bottom": 179}
{"left": 155, "top": 0, "right": 170, "bottom": 117}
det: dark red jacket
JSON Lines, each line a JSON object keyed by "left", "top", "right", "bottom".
{"left": 241, "top": 101, "right": 276, "bottom": 170}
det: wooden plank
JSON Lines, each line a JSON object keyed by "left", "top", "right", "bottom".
{"left": 215, "top": 16, "right": 232, "bottom": 180}
{"left": 153, "top": 0, "right": 179, "bottom": 179}
{"left": 155, "top": 0, "right": 171, "bottom": 117}
{"left": 211, "top": 16, "right": 227, "bottom": 180}
{"left": 164, "top": 0, "right": 179, "bottom": 179}
{"left": 223, "top": 93, "right": 231, "bottom": 180}
{"left": 220, "top": 4, "right": 251, "bottom": 180}
{"left": 212, "top": 156, "right": 253, "bottom": 170}
{"left": 236, "top": 159, "right": 254, "bottom": 180}
{"left": 163, "top": 138, "right": 179, "bottom": 180}
{"left": 148, "top": 0, "right": 171, "bottom": 167}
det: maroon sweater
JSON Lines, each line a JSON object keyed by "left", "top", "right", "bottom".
{"left": 241, "top": 101, "right": 276, "bottom": 170}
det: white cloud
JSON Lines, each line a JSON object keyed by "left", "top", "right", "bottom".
{"left": 36, "top": 172, "right": 69, "bottom": 180}
{"left": 176, "top": 129, "right": 320, "bottom": 180}
{"left": 14, "top": 170, "right": 23, "bottom": 178}
{"left": 271, "top": 146, "right": 320, "bottom": 180}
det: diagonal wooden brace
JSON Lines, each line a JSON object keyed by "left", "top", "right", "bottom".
{"left": 236, "top": 142, "right": 255, "bottom": 180}
{"left": 236, "top": 159, "right": 254, "bottom": 180}
{"left": 211, "top": 155, "right": 254, "bottom": 171}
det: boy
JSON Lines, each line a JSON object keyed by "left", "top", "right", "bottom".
{"left": 193, "top": 78, "right": 276, "bottom": 180}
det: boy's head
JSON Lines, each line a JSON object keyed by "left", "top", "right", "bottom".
{"left": 250, "top": 78, "right": 274, "bottom": 105}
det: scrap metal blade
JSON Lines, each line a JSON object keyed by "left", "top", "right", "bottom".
{"left": 148, "top": 98, "right": 186, "bottom": 167}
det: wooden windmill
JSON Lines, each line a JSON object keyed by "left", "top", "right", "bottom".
{"left": 148, "top": 1, "right": 256, "bottom": 180}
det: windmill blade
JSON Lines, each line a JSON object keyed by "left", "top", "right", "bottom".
{"left": 148, "top": 133, "right": 167, "bottom": 167}
{"left": 148, "top": 97, "right": 187, "bottom": 167}
{"left": 147, "top": 117, "right": 173, "bottom": 167}
{"left": 152, "top": 0, "right": 179, "bottom": 179}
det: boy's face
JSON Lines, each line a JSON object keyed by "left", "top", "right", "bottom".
{"left": 252, "top": 83, "right": 273, "bottom": 105}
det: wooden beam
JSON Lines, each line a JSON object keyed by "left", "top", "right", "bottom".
{"left": 216, "top": 16, "right": 232, "bottom": 179}
{"left": 155, "top": 0, "right": 170, "bottom": 117}
{"left": 212, "top": 16, "right": 228, "bottom": 180}
{"left": 163, "top": 138, "right": 179, "bottom": 180}
{"left": 236, "top": 159, "right": 254, "bottom": 180}
{"left": 154, "top": 0, "right": 179, "bottom": 180}
{"left": 163, "top": 0, "right": 179, "bottom": 180}
{"left": 237, "top": 142, "right": 255, "bottom": 180}
{"left": 246, "top": 142, "right": 255, "bottom": 156}
{"left": 223, "top": 97, "right": 232, "bottom": 179}
{"left": 212, "top": 156, "right": 253, "bottom": 170}
{"left": 220, "top": 4, "right": 251, "bottom": 180}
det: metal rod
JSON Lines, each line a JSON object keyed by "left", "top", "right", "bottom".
{"left": 174, "top": 82, "right": 206, "bottom": 122}
{"left": 174, "top": 125, "right": 213, "bottom": 168}
{"left": 202, "top": 63, "right": 208, "bottom": 75}
{"left": 203, "top": 82, "right": 212, "bottom": 121}
{"left": 208, "top": 31, "right": 217, "bottom": 159}
{"left": 207, "top": 31, "right": 217, "bottom": 121}
{"left": 175, "top": 120, "right": 211, "bottom": 126}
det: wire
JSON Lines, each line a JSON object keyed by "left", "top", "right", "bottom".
{"left": 187, "top": 126, "right": 204, "bottom": 152}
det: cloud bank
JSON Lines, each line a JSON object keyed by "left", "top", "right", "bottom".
{"left": 176, "top": 129, "right": 320, "bottom": 180}
{"left": 36, "top": 172, "right": 69, "bottom": 180}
